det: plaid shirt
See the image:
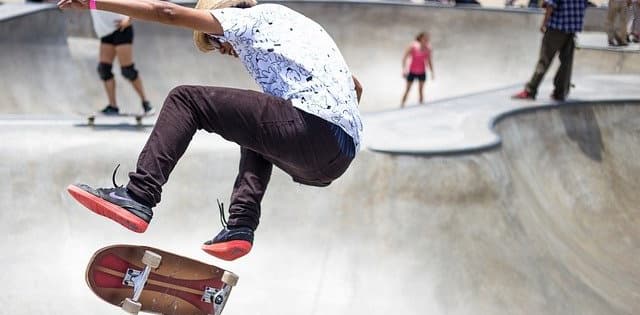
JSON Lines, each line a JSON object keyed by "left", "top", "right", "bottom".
{"left": 544, "top": 0, "right": 587, "bottom": 33}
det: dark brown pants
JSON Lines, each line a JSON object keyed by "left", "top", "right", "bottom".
{"left": 525, "top": 28, "right": 575, "bottom": 98}
{"left": 127, "top": 85, "right": 355, "bottom": 230}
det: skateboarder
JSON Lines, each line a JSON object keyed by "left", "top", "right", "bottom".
{"left": 511, "top": 0, "right": 587, "bottom": 101}
{"left": 59, "top": 0, "right": 363, "bottom": 261}
{"left": 90, "top": 10, "right": 153, "bottom": 114}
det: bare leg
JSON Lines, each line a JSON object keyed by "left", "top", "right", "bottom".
{"left": 99, "top": 43, "right": 117, "bottom": 107}
{"left": 401, "top": 80, "right": 413, "bottom": 108}
{"left": 418, "top": 80, "right": 425, "bottom": 104}
{"left": 116, "top": 44, "right": 148, "bottom": 102}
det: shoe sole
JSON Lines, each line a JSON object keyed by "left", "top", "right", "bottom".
{"left": 511, "top": 95, "right": 535, "bottom": 100}
{"left": 67, "top": 185, "right": 148, "bottom": 233}
{"left": 201, "top": 240, "right": 252, "bottom": 261}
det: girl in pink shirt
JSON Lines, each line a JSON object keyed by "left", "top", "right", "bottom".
{"left": 401, "top": 32, "right": 434, "bottom": 108}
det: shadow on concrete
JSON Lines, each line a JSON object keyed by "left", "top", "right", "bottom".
{"left": 560, "top": 105, "right": 605, "bottom": 161}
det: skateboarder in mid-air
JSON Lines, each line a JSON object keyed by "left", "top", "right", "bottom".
{"left": 59, "top": 0, "right": 363, "bottom": 261}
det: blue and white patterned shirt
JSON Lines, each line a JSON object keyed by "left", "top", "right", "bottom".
{"left": 210, "top": 4, "right": 363, "bottom": 150}
{"left": 544, "top": 0, "right": 587, "bottom": 33}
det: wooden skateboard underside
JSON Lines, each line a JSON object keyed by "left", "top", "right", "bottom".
{"left": 86, "top": 245, "right": 235, "bottom": 315}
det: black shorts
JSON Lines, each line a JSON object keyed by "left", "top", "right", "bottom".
{"left": 100, "top": 26, "right": 134, "bottom": 45}
{"left": 406, "top": 72, "right": 426, "bottom": 82}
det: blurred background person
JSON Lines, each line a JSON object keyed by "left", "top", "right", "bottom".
{"left": 606, "top": 0, "right": 631, "bottom": 46}
{"left": 630, "top": 0, "right": 640, "bottom": 42}
{"left": 401, "top": 32, "right": 435, "bottom": 108}
{"left": 512, "top": 0, "right": 586, "bottom": 101}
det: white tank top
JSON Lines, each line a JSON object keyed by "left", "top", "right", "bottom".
{"left": 90, "top": 10, "right": 128, "bottom": 38}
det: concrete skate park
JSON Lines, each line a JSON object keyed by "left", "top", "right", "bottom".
{"left": 1, "top": 1, "right": 639, "bottom": 314}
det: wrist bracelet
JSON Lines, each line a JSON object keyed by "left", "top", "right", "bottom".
{"left": 89, "top": 0, "right": 96, "bottom": 10}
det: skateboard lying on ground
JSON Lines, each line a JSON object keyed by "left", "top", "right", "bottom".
{"left": 79, "top": 111, "right": 155, "bottom": 127}
{"left": 86, "top": 244, "right": 238, "bottom": 315}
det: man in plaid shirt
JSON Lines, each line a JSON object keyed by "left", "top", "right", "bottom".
{"left": 513, "top": 0, "right": 587, "bottom": 101}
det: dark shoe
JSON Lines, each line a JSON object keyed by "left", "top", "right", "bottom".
{"left": 100, "top": 105, "right": 120, "bottom": 115}
{"left": 511, "top": 90, "right": 535, "bottom": 100}
{"left": 142, "top": 101, "right": 154, "bottom": 115}
{"left": 550, "top": 91, "right": 566, "bottom": 102}
{"left": 66, "top": 165, "right": 152, "bottom": 233}
{"left": 610, "top": 38, "right": 629, "bottom": 47}
{"left": 201, "top": 200, "right": 254, "bottom": 261}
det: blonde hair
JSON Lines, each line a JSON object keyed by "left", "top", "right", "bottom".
{"left": 193, "top": 0, "right": 257, "bottom": 52}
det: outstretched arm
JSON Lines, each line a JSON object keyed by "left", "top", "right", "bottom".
{"left": 57, "top": 0, "right": 223, "bottom": 35}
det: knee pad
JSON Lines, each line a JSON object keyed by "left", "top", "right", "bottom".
{"left": 121, "top": 64, "right": 139, "bottom": 81}
{"left": 97, "top": 63, "right": 114, "bottom": 81}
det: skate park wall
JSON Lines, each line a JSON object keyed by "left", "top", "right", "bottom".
{"left": 1, "top": 102, "right": 639, "bottom": 314}
{"left": 0, "top": 1, "right": 635, "bottom": 115}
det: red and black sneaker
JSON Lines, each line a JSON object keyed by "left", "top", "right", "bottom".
{"left": 66, "top": 166, "right": 153, "bottom": 233}
{"left": 511, "top": 89, "right": 535, "bottom": 100}
{"left": 201, "top": 200, "right": 253, "bottom": 261}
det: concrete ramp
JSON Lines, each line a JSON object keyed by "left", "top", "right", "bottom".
{"left": 1, "top": 102, "right": 639, "bottom": 314}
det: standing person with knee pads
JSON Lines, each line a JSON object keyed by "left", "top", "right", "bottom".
{"left": 91, "top": 10, "right": 153, "bottom": 114}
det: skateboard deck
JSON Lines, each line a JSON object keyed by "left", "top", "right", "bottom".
{"left": 79, "top": 111, "right": 156, "bottom": 127}
{"left": 86, "top": 244, "right": 238, "bottom": 315}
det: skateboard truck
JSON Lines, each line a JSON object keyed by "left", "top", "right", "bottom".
{"left": 120, "top": 250, "right": 162, "bottom": 314}
{"left": 202, "top": 270, "right": 238, "bottom": 315}
{"left": 203, "top": 283, "right": 234, "bottom": 315}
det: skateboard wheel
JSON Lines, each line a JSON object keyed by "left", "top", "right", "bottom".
{"left": 221, "top": 271, "right": 239, "bottom": 287}
{"left": 142, "top": 250, "right": 162, "bottom": 268}
{"left": 122, "top": 298, "right": 142, "bottom": 314}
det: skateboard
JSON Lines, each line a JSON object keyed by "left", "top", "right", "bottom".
{"left": 79, "top": 111, "right": 155, "bottom": 127}
{"left": 86, "top": 244, "right": 238, "bottom": 315}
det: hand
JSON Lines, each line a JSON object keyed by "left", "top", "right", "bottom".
{"left": 352, "top": 75, "right": 363, "bottom": 104}
{"left": 218, "top": 43, "right": 238, "bottom": 57}
{"left": 540, "top": 25, "right": 547, "bottom": 33}
{"left": 117, "top": 17, "right": 132, "bottom": 30}
{"left": 57, "top": 0, "right": 89, "bottom": 10}
{"left": 354, "top": 82, "right": 363, "bottom": 103}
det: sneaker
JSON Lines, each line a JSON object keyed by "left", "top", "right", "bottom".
{"left": 66, "top": 165, "right": 152, "bottom": 233}
{"left": 550, "top": 91, "right": 566, "bottom": 102}
{"left": 511, "top": 90, "right": 535, "bottom": 100}
{"left": 201, "top": 200, "right": 254, "bottom": 261}
{"left": 142, "top": 101, "right": 154, "bottom": 115}
{"left": 609, "top": 39, "right": 629, "bottom": 47}
{"left": 100, "top": 105, "right": 120, "bottom": 115}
